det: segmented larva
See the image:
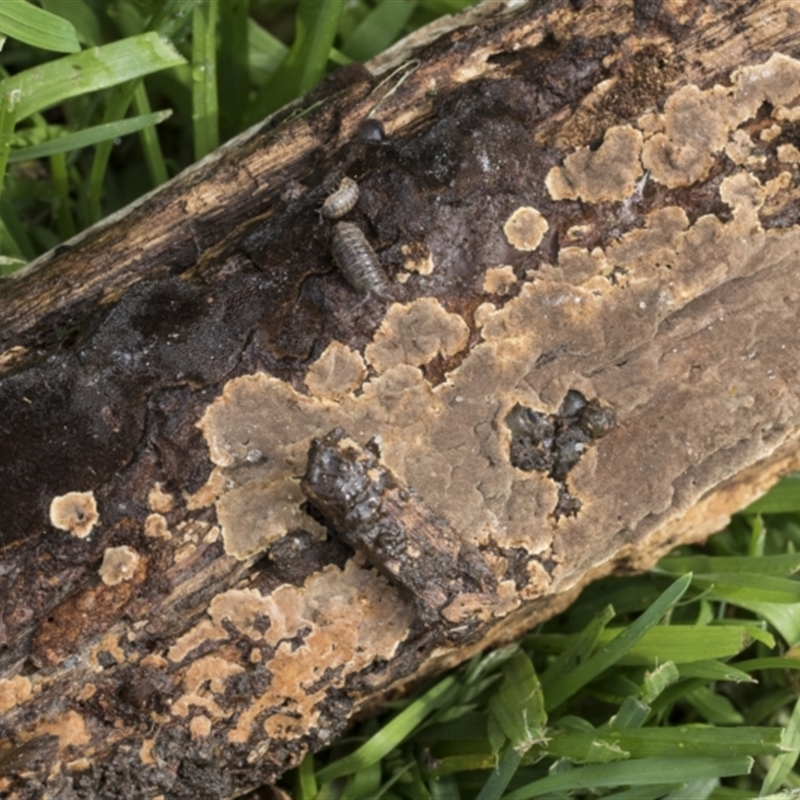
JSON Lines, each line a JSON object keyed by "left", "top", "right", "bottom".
{"left": 331, "top": 221, "right": 391, "bottom": 297}
{"left": 321, "top": 177, "right": 360, "bottom": 220}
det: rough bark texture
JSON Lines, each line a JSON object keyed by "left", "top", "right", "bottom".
{"left": 2, "top": 0, "right": 800, "bottom": 796}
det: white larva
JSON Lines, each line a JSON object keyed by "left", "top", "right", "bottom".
{"left": 331, "top": 222, "right": 391, "bottom": 297}
{"left": 321, "top": 177, "right": 360, "bottom": 220}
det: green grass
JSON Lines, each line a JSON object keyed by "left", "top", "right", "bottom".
{"left": 0, "top": 0, "right": 480, "bottom": 272}
{"left": 282, "top": 475, "right": 800, "bottom": 799}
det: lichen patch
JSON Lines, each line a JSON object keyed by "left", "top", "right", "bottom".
{"left": 502, "top": 206, "right": 549, "bottom": 251}
{"left": 99, "top": 545, "right": 141, "bottom": 586}
{"left": 546, "top": 125, "right": 643, "bottom": 203}
{"left": 49, "top": 491, "right": 99, "bottom": 538}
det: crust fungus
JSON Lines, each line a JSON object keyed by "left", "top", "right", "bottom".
{"left": 215, "top": 479, "right": 325, "bottom": 559}
{"left": 148, "top": 483, "right": 174, "bottom": 513}
{"left": 777, "top": 143, "right": 800, "bottom": 164}
{"left": 546, "top": 125, "right": 644, "bottom": 203}
{"left": 483, "top": 265, "right": 518, "bottom": 295}
{"left": 502, "top": 206, "right": 549, "bottom": 251}
{"left": 304, "top": 340, "right": 367, "bottom": 399}
{"left": 364, "top": 298, "right": 470, "bottom": 372}
{"left": 0, "top": 676, "right": 32, "bottom": 714}
{"left": 98, "top": 545, "right": 141, "bottom": 587}
{"left": 24, "top": 711, "right": 91, "bottom": 753}
{"left": 144, "top": 513, "right": 171, "bottom": 540}
{"left": 640, "top": 53, "right": 800, "bottom": 189}
{"left": 401, "top": 242, "right": 435, "bottom": 275}
{"left": 49, "top": 490, "right": 99, "bottom": 539}
{"left": 165, "top": 562, "right": 413, "bottom": 746}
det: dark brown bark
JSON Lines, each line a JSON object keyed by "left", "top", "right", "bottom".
{"left": 2, "top": 0, "right": 800, "bottom": 797}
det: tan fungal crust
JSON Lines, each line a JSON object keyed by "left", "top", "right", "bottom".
{"left": 364, "top": 297, "right": 470, "bottom": 371}
{"left": 148, "top": 483, "right": 174, "bottom": 513}
{"left": 20, "top": 710, "right": 90, "bottom": 753}
{"left": 401, "top": 242, "right": 435, "bottom": 275}
{"left": 502, "top": 206, "right": 549, "bottom": 251}
{"left": 185, "top": 466, "right": 227, "bottom": 509}
{"left": 197, "top": 57, "right": 800, "bottom": 592}
{"left": 304, "top": 340, "right": 367, "bottom": 399}
{"left": 639, "top": 53, "right": 800, "bottom": 188}
{"left": 483, "top": 265, "right": 518, "bottom": 295}
{"left": 144, "top": 512, "right": 171, "bottom": 540}
{"left": 0, "top": 676, "right": 32, "bottom": 714}
{"left": 49, "top": 490, "right": 99, "bottom": 539}
{"left": 725, "top": 129, "right": 754, "bottom": 165}
{"left": 164, "top": 561, "right": 412, "bottom": 745}
{"left": 546, "top": 125, "right": 643, "bottom": 202}
{"left": 189, "top": 715, "right": 212, "bottom": 740}
{"left": 777, "top": 143, "right": 800, "bottom": 164}
{"left": 215, "top": 478, "right": 325, "bottom": 559}
{"left": 98, "top": 545, "right": 141, "bottom": 586}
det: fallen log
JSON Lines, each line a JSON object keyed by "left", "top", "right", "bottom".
{"left": 2, "top": 0, "right": 800, "bottom": 796}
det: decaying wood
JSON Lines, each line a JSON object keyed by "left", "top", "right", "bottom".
{"left": 2, "top": 0, "right": 800, "bottom": 796}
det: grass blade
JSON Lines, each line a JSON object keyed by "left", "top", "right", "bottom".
{"left": 41, "top": 0, "right": 101, "bottom": 47}
{"left": 488, "top": 651, "right": 547, "bottom": 753}
{"left": 543, "top": 574, "right": 692, "bottom": 710}
{"left": 48, "top": 151, "right": 76, "bottom": 240}
{"left": 545, "top": 726, "right": 783, "bottom": 762}
{"left": 247, "top": 18, "right": 288, "bottom": 86}
{"left": 538, "top": 623, "right": 761, "bottom": 667}
{"left": 0, "top": 0, "right": 80, "bottom": 53}
{"left": 247, "top": 0, "right": 345, "bottom": 123}
{"left": 8, "top": 110, "right": 171, "bottom": 163}
{"left": 0, "top": 33, "right": 185, "bottom": 122}
{"left": 692, "top": 573, "right": 800, "bottom": 604}
{"left": 315, "top": 675, "right": 459, "bottom": 783}
{"left": 742, "top": 475, "right": 800, "bottom": 515}
{"left": 0, "top": 88, "right": 21, "bottom": 202}
{"left": 658, "top": 553, "right": 800, "bottom": 578}
{"left": 503, "top": 756, "right": 753, "bottom": 799}
{"left": 218, "top": 0, "right": 249, "bottom": 138}
{"left": 191, "top": 0, "right": 219, "bottom": 160}
{"left": 147, "top": 0, "right": 199, "bottom": 43}
{"left": 761, "top": 694, "right": 800, "bottom": 796}
{"left": 477, "top": 747, "right": 522, "bottom": 800}
{"left": 539, "top": 605, "right": 615, "bottom": 695}
{"left": 342, "top": 0, "right": 418, "bottom": 62}
{"left": 133, "top": 83, "right": 169, "bottom": 187}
